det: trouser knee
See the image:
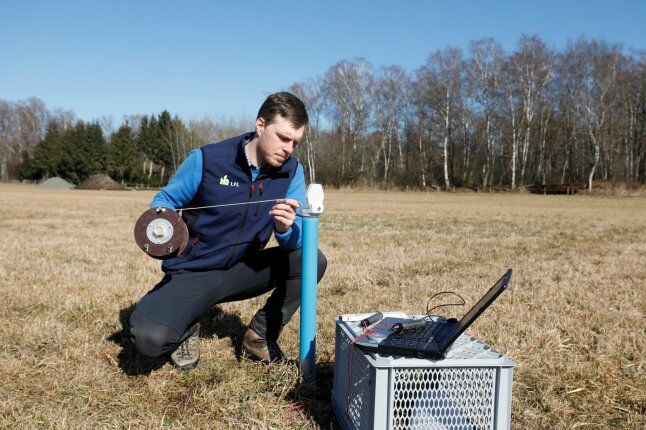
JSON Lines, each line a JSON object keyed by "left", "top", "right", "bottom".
{"left": 128, "top": 309, "right": 179, "bottom": 358}
{"left": 316, "top": 250, "right": 328, "bottom": 281}
{"left": 288, "top": 248, "right": 327, "bottom": 281}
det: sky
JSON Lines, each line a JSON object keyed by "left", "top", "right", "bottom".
{"left": 1, "top": 0, "right": 645, "bottom": 125}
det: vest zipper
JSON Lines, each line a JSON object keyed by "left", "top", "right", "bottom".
{"left": 225, "top": 184, "right": 253, "bottom": 268}
{"left": 254, "top": 181, "right": 265, "bottom": 216}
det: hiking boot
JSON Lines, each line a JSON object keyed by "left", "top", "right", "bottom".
{"left": 240, "top": 327, "right": 288, "bottom": 364}
{"left": 171, "top": 322, "right": 200, "bottom": 370}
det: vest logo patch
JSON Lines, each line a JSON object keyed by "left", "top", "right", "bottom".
{"left": 219, "top": 175, "right": 239, "bottom": 187}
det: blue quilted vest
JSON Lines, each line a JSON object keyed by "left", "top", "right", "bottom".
{"left": 161, "top": 132, "right": 298, "bottom": 272}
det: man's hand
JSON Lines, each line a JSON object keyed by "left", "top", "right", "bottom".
{"left": 269, "top": 199, "right": 301, "bottom": 233}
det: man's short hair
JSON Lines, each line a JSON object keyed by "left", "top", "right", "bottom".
{"left": 257, "top": 92, "right": 309, "bottom": 128}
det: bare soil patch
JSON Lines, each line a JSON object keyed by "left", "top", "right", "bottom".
{"left": 76, "top": 174, "right": 127, "bottom": 190}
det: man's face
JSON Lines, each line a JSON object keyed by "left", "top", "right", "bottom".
{"left": 255, "top": 115, "right": 305, "bottom": 168}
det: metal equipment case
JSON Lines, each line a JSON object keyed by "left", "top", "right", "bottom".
{"left": 332, "top": 314, "right": 516, "bottom": 430}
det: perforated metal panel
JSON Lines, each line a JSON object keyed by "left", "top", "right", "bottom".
{"left": 392, "top": 367, "right": 495, "bottom": 430}
{"left": 333, "top": 322, "right": 381, "bottom": 430}
{"left": 345, "top": 346, "right": 373, "bottom": 428}
{"left": 331, "top": 314, "right": 515, "bottom": 430}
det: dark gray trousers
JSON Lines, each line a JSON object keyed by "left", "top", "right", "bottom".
{"left": 128, "top": 247, "right": 327, "bottom": 358}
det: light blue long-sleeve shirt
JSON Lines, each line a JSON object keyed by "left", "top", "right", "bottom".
{"left": 151, "top": 148, "right": 306, "bottom": 249}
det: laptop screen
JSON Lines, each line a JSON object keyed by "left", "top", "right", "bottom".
{"left": 454, "top": 269, "right": 512, "bottom": 336}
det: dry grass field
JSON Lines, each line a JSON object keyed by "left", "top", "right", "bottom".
{"left": 0, "top": 183, "right": 644, "bottom": 429}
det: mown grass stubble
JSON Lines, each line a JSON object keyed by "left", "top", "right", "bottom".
{"left": 0, "top": 184, "right": 644, "bottom": 429}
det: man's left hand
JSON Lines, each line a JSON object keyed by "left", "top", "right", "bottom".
{"left": 269, "top": 199, "right": 301, "bottom": 233}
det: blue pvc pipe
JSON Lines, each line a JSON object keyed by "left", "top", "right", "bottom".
{"left": 299, "top": 214, "right": 319, "bottom": 383}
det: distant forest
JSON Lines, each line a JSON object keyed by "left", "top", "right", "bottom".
{"left": 1, "top": 36, "right": 645, "bottom": 190}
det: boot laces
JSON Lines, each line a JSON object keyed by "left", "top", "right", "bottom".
{"left": 177, "top": 332, "right": 198, "bottom": 360}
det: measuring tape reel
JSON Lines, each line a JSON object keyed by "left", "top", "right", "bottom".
{"left": 134, "top": 207, "right": 189, "bottom": 259}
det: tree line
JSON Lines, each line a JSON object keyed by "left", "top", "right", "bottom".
{"left": 1, "top": 36, "right": 645, "bottom": 190}
{"left": 0, "top": 98, "right": 250, "bottom": 186}
{"left": 15, "top": 110, "right": 191, "bottom": 186}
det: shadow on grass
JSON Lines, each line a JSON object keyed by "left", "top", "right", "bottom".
{"left": 199, "top": 305, "right": 246, "bottom": 340}
{"left": 199, "top": 305, "right": 247, "bottom": 358}
{"left": 108, "top": 304, "right": 340, "bottom": 426}
{"left": 107, "top": 304, "right": 168, "bottom": 376}
{"left": 199, "top": 306, "right": 340, "bottom": 428}
{"left": 285, "top": 360, "right": 339, "bottom": 429}
{"left": 106, "top": 304, "right": 248, "bottom": 376}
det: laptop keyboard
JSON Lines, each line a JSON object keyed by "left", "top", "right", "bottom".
{"left": 380, "top": 320, "right": 443, "bottom": 350}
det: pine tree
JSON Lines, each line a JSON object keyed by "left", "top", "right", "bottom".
{"left": 137, "top": 115, "right": 161, "bottom": 183}
{"left": 59, "top": 122, "right": 86, "bottom": 183}
{"left": 59, "top": 121, "right": 106, "bottom": 183}
{"left": 107, "top": 123, "right": 138, "bottom": 183}
{"left": 157, "top": 110, "right": 177, "bottom": 182}
{"left": 136, "top": 112, "right": 176, "bottom": 185}
{"left": 21, "top": 122, "right": 62, "bottom": 179}
{"left": 86, "top": 121, "right": 107, "bottom": 174}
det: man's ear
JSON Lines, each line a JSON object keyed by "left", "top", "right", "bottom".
{"left": 255, "top": 117, "right": 265, "bottom": 136}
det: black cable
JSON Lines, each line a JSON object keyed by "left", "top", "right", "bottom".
{"left": 426, "top": 291, "right": 466, "bottom": 318}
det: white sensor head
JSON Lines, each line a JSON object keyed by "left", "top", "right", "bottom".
{"left": 305, "top": 184, "right": 324, "bottom": 215}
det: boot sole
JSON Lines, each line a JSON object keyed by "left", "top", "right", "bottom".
{"left": 172, "top": 357, "right": 200, "bottom": 371}
{"left": 240, "top": 345, "right": 271, "bottom": 364}
{"left": 240, "top": 346, "right": 296, "bottom": 365}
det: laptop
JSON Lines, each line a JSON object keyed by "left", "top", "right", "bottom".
{"left": 353, "top": 269, "right": 512, "bottom": 359}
